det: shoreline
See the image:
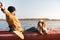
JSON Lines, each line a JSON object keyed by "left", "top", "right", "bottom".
{"left": 0, "top": 18, "right": 60, "bottom": 21}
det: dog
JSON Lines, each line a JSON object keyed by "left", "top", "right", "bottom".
{"left": 37, "top": 20, "right": 48, "bottom": 35}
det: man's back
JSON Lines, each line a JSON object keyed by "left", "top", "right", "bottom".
{"left": 1, "top": 8, "right": 22, "bottom": 32}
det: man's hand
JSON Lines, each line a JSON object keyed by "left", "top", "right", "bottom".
{"left": 0, "top": 2, "right": 3, "bottom": 8}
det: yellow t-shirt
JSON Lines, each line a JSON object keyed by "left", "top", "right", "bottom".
{"left": 1, "top": 8, "right": 22, "bottom": 32}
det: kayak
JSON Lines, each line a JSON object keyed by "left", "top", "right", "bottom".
{"left": 0, "top": 31, "right": 21, "bottom": 40}
{"left": 24, "top": 29, "right": 60, "bottom": 40}
{"left": 0, "top": 29, "right": 60, "bottom": 40}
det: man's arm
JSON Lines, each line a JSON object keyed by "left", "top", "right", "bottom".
{"left": 0, "top": 2, "right": 12, "bottom": 16}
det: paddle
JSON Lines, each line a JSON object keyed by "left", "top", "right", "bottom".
{"left": 13, "top": 31, "right": 24, "bottom": 40}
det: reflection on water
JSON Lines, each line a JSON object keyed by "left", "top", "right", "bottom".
{"left": 0, "top": 20, "right": 60, "bottom": 31}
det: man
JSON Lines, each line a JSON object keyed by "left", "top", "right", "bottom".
{"left": 37, "top": 20, "right": 48, "bottom": 35}
{"left": 0, "top": 2, "right": 24, "bottom": 40}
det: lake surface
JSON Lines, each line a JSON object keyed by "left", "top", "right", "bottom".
{"left": 0, "top": 20, "right": 60, "bottom": 31}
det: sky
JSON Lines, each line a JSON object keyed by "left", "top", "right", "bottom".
{"left": 0, "top": 0, "right": 60, "bottom": 19}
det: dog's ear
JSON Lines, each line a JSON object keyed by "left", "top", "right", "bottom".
{"left": 0, "top": 2, "right": 3, "bottom": 8}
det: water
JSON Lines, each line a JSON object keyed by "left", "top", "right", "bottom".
{"left": 0, "top": 20, "right": 60, "bottom": 31}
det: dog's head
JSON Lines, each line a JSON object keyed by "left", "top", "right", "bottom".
{"left": 37, "top": 20, "right": 45, "bottom": 27}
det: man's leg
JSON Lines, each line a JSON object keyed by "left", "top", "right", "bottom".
{"left": 13, "top": 31, "right": 24, "bottom": 40}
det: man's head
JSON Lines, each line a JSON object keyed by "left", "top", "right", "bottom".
{"left": 8, "top": 6, "right": 16, "bottom": 15}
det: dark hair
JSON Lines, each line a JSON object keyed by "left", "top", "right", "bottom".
{"left": 8, "top": 6, "right": 16, "bottom": 12}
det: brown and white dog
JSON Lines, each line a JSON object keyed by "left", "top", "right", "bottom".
{"left": 37, "top": 20, "right": 48, "bottom": 35}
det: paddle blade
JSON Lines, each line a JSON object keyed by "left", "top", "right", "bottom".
{"left": 13, "top": 31, "right": 24, "bottom": 40}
